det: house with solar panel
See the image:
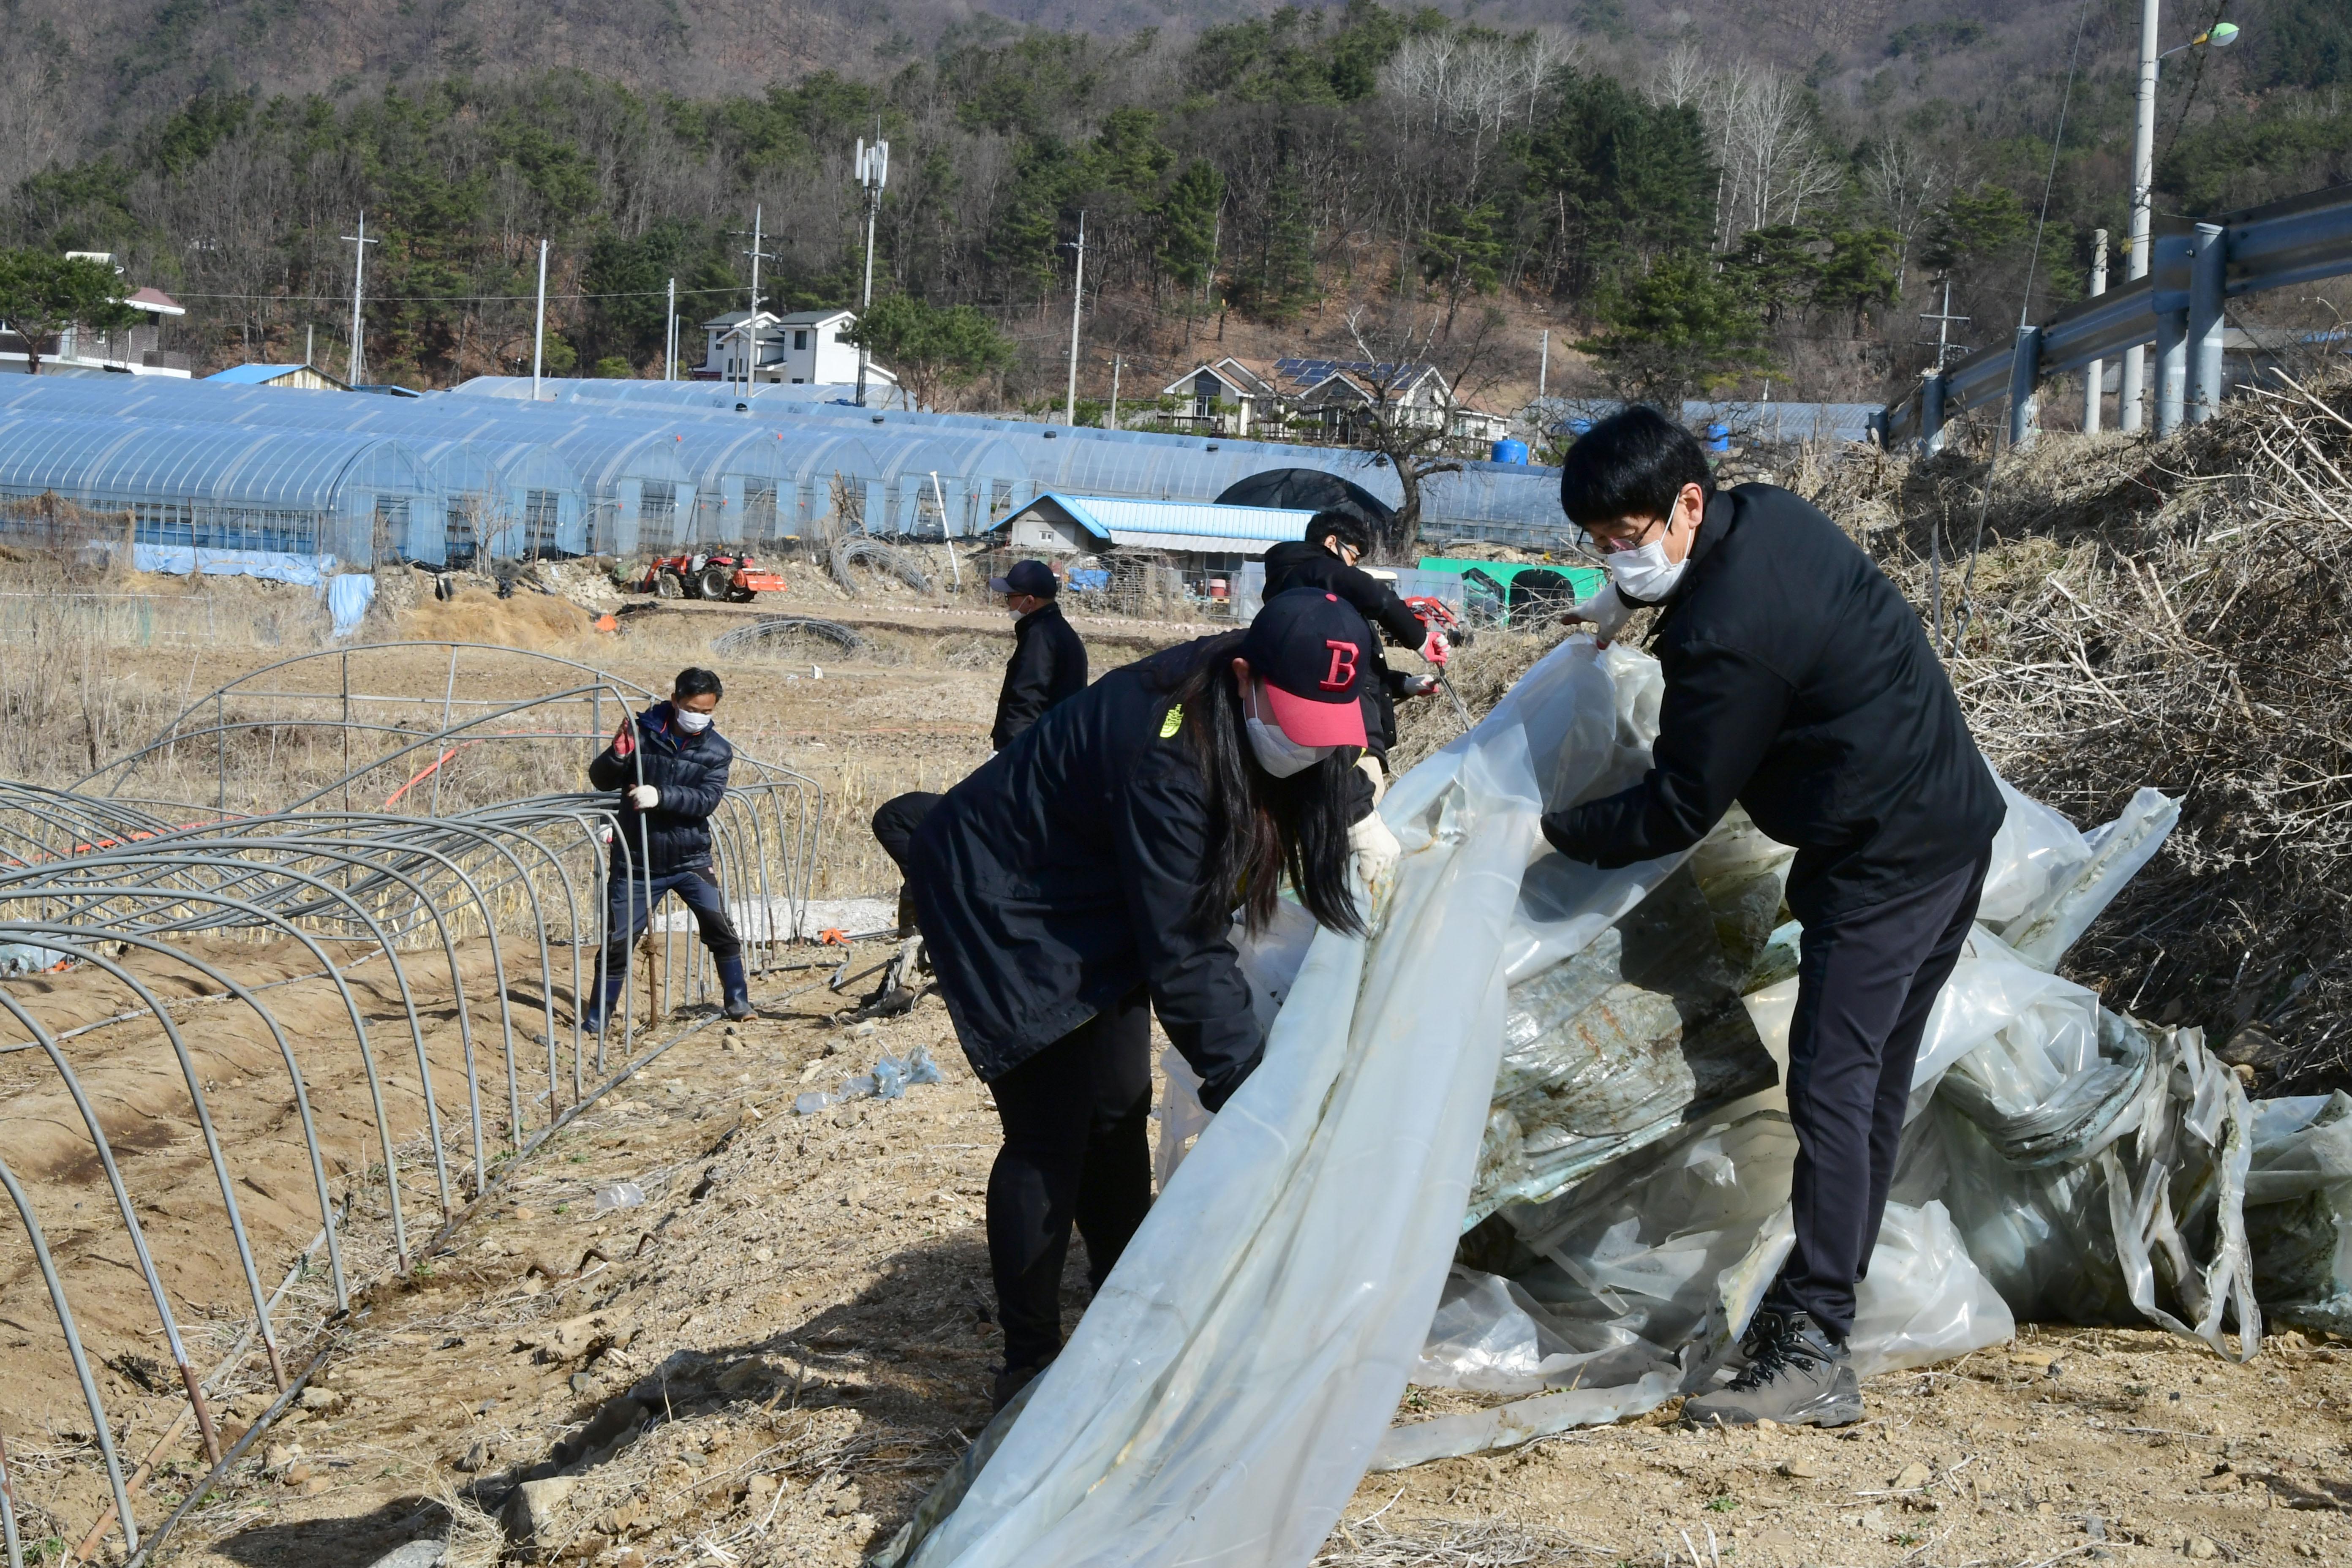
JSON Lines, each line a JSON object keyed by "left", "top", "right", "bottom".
{"left": 1160, "top": 355, "right": 1508, "bottom": 449}
{"left": 1160, "top": 357, "right": 1282, "bottom": 436}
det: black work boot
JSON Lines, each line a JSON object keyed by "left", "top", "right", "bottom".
{"left": 1682, "top": 1309, "right": 1862, "bottom": 1428}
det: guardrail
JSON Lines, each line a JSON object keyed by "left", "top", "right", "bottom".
{"left": 1884, "top": 180, "right": 2352, "bottom": 449}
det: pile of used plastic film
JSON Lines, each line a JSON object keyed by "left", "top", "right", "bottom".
{"left": 875, "top": 637, "right": 2352, "bottom": 1568}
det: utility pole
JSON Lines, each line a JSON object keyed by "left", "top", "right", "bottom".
{"left": 531, "top": 238, "right": 549, "bottom": 401}
{"left": 855, "top": 133, "right": 889, "bottom": 408}
{"left": 1108, "top": 354, "right": 1122, "bottom": 430}
{"left": 1919, "top": 276, "right": 1969, "bottom": 374}
{"left": 2122, "top": 0, "right": 2160, "bottom": 433}
{"left": 1064, "top": 210, "right": 1087, "bottom": 426}
{"left": 730, "top": 206, "right": 776, "bottom": 399}
{"left": 305, "top": 324, "right": 313, "bottom": 369}
{"left": 2085, "top": 230, "right": 2109, "bottom": 435}
{"left": 1538, "top": 328, "right": 1549, "bottom": 400}
{"left": 340, "top": 212, "right": 376, "bottom": 386}
{"left": 665, "top": 276, "right": 677, "bottom": 381}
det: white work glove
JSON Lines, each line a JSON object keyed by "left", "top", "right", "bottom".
{"left": 1568, "top": 585, "right": 1637, "bottom": 646}
{"left": 1398, "top": 673, "right": 1441, "bottom": 699}
{"left": 1354, "top": 751, "right": 1387, "bottom": 806}
{"left": 626, "top": 784, "right": 660, "bottom": 811}
{"left": 1348, "top": 809, "right": 1401, "bottom": 914}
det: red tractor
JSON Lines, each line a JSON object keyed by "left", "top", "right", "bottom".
{"left": 636, "top": 552, "right": 788, "bottom": 603}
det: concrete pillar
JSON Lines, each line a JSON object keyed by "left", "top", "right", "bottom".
{"left": 2154, "top": 304, "right": 2189, "bottom": 436}
{"left": 2188, "top": 220, "right": 2227, "bottom": 424}
{"left": 2085, "top": 229, "right": 2108, "bottom": 436}
{"left": 2007, "top": 325, "right": 2041, "bottom": 451}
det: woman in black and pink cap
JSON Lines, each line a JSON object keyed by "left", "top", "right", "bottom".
{"left": 908, "top": 587, "right": 1396, "bottom": 1407}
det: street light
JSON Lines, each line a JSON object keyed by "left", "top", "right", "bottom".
{"left": 2122, "top": 10, "right": 2245, "bottom": 433}
{"left": 2164, "top": 20, "right": 2240, "bottom": 57}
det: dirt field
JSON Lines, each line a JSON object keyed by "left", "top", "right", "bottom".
{"left": 3, "top": 581, "right": 2347, "bottom": 1568}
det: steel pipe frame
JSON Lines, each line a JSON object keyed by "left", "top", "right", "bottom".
{"left": 0, "top": 1154, "right": 139, "bottom": 1562}
{"left": 0, "top": 936, "right": 292, "bottom": 1390}
{"left": 79, "top": 643, "right": 663, "bottom": 799}
{"left": 0, "top": 988, "right": 228, "bottom": 1465}
{"left": 9, "top": 848, "right": 489, "bottom": 1221}
{"left": 0, "top": 878, "right": 426, "bottom": 1264}
{"left": 0, "top": 922, "right": 348, "bottom": 1311}
{"left": 0, "top": 668, "right": 824, "bottom": 1560}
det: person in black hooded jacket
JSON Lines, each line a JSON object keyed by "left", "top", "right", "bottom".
{"left": 1542, "top": 406, "right": 2002, "bottom": 1431}
{"left": 908, "top": 588, "right": 1396, "bottom": 1408}
{"left": 582, "top": 667, "right": 751, "bottom": 1028}
{"left": 989, "top": 558, "right": 1089, "bottom": 750}
{"left": 1260, "top": 508, "right": 1449, "bottom": 765}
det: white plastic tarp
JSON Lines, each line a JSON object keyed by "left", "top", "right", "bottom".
{"left": 130, "top": 543, "right": 339, "bottom": 586}
{"left": 901, "top": 634, "right": 2244, "bottom": 1568}
{"left": 904, "top": 638, "right": 1684, "bottom": 1568}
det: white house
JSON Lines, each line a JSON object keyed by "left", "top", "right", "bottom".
{"left": 0, "top": 253, "right": 190, "bottom": 377}
{"left": 695, "top": 306, "right": 898, "bottom": 395}
{"left": 1289, "top": 363, "right": 1510, "bottom": 446}
{"left": 1157, "top": 357, "right": 1281, "bottom": 436}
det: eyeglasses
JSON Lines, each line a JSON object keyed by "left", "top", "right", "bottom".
{"left": 1585, "top": 514, "right": 1668, "bottom": 554}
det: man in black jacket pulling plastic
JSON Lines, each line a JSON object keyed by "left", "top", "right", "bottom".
{"left": 989, "top": 558, "right": 1089, "bottom": 751}
{"left": 582, "top": 667, "right": 752, "bottom": 1030}
{"left": 1541, "top": 407, "right": 2004, "bottom": 1429}
{"left": 1260, "top": 509, "right": 1449, "bottom": 771}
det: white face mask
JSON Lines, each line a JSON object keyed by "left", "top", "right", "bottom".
{"left": 1604, "top": 537, "right": 1688, "bottom": 603}
{"left": 1245, "top": 714, "right": 1332, "bottom": 777}
{"left": 674, "top": 706, "right": 714, "bottom": 734}
{"left": 1241, "top": 679, "right": 1336, "bottom": 778}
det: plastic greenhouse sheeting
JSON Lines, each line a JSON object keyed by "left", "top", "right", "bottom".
{"left": 128, "top": 544, "right": 337, "bottom": 585}
{"left": 884, "top": 634, "right": 2276, "bottom": 1568}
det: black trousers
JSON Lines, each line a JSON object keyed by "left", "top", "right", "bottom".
{"left": 872, "top": 792, "right": 944, "bottom": 873}
{"left": 1764, "top": 849, "right": 1990, "bottom": 1341}
{"left": 985, "top": 984, "right": 1154, "bottom": 1373}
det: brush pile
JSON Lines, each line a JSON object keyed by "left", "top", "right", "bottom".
{"left": 1801, "top": 376, "right": 2352, "bottom": 1093}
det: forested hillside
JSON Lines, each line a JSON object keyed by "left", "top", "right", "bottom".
{"left": 3, "top": 0, "right": 2347, "bottom": 406}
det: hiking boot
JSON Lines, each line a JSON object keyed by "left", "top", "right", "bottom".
{"left": 991, "top": 1356, "right": 1054, "bottom": 1413}
{"left": 1682, "top": 1309, "right": 1861, "bottom": 1429}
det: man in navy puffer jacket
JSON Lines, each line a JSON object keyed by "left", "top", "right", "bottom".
{"left": 583, "top": 667, "right": 750, "bottom": 1027}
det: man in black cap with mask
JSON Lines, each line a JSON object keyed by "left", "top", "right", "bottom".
{"left": 989, "top": 558, "right": 1089, "bottom": 751}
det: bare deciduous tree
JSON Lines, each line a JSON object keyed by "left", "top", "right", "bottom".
{"left": 1861, "top": 139, "right": 1955, "bottom": 293}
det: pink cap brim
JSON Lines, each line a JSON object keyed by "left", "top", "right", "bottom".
{"left": 1263, "top": 682, "right": 1367, "bottom": 749}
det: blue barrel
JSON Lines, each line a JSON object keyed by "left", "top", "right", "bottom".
{"left": 1705, "top": 422, "right": 1731, "bottom": 452}
{"left": 1490, "top": 438, "right": 1530, "bottom": 465}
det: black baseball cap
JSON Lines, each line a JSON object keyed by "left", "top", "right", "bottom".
{"left": 989, "top": 558, "right": 1058, "bottom": 596}
{"left": 1239, "top": 588, "right": 1369, "bottom": 748}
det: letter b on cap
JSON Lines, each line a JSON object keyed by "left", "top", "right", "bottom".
{"left": 1321, "top": 640, "right": 1360, "bottom": 691}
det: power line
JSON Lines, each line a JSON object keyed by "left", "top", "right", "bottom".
{"left": 1950, "top": 0, "right": 2096, "bottom": 656}
{"left": 164, "top": 286, "right": 746, "bottom": 305}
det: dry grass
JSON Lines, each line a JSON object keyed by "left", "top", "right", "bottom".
{"left": 1807, "top": 374, "right": 2352, "bottom": 1092}
{"left": 1314, "top": 1514, "right": 1620, "bottom": 1565}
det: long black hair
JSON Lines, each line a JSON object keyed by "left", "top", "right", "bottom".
{"left": 1162, "top": 632, "right": 1367, "bottom": 940}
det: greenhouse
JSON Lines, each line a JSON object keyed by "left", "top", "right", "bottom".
{"left": 406, "top": 438, "right": 591, "bottom": 561}
{"left": 0, "top": 373, "right": 1569, "bottom": 559}
{"left": 450, "top": 376, "right": 1572, "bottom": 539}
{"left": 0, "top": 412, "right": 438, "bottom": 564}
